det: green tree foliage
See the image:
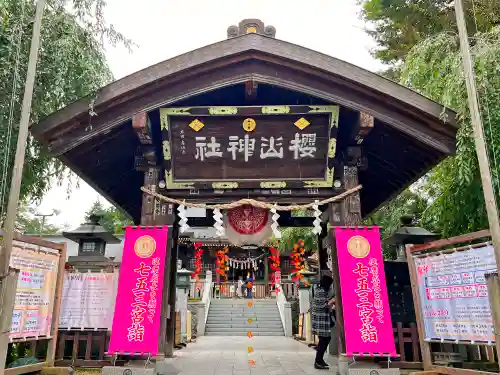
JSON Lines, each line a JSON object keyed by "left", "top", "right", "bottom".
{"left": 84, "top": 200, "right": 133, "bottom": 234}
{"left": 15, "top": 201, "right": 64, "bottom": 234}
{"left": 366, "top": 189, "right": 428, "bottom": 238}
{"left": 275, "top": 210, "right": 318, "bottom": 252}
{"left": 0, "top": 0, "right": 131, "bottom": 219}
{"left": 359, "top": 0, "right": 500, "bottom": 64}
{"left": 399, "top": 28, "right": 500, "bottom": 236}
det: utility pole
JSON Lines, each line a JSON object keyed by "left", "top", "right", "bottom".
{"left": 0, "top": 0, "right": 46, "bottom": 372}
{"left": 454, "top": 0, "right": 500, "bottom": 358}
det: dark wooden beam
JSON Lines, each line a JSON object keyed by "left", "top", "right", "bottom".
{"left": 134, "top": 145, "right": 158, "bottom": 172}
{"left": 162, "top": 188, "right": 341, "bottom": 199}
{"left": 187, "top": 215, "right": 314, "bottom": 228}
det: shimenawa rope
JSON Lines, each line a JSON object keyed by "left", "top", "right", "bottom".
{"left": 140, "top": 184, "right": 362, "bottom": 211}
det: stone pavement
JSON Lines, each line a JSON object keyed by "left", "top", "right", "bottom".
{"left": 160, "top": 336, "right": 338, "bottom": 375}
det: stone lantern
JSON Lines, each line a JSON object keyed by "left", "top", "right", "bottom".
{"left": 63, "top": 214, "right": 121, "bottom": 269}
{"left": 385, "top": 214, "right": 439, "bottom": 261}
{"left": 176, "top": 267, "right": 193, "bottom": 344}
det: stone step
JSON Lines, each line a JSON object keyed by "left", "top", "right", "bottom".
{"left": 209, "top": 306, "right": 278, "bottom": 310}
{"left": 207, "top": 315, "right": 281, "bottom": 320}
{"left": 206, "top": 323, "right": 284, "bottom": 329}
{"left": 208, "top": 310, "right": 280, "bottom": 315}
{"left": 206, "top": 328, "right": 283, "bottom": 334}
{"left": 205, "top": 331, "right": 284, "bottom": 336}
{"left": 210, "top": 302, "right": 278, "bottom": 306}
{"left": 207, "top": 319, "right": 282, "bottom": 326}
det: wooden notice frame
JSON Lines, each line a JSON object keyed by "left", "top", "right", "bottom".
{"left": 0, "top": 232, "right": 66, "bottom": 374}
{"left": 160, "top": 105, "right": 339, "bottom": 190}
{"left": 406, "top": 230, "right": 498, "bottom": 372}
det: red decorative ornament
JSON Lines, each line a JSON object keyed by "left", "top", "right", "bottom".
{"left": 227, "top": 205, "right": 268, "bottom": 235}
{"left": 268, "top": 247, "right": 281, "bottom": 294}
{"left": 191, "top": 242, "right": 203, "bottom": 279}
{"left": 216, "top": 247, "right": 229, "bottom": 281}
{"left": 290, "top": 240, "right": 305, "bottom": 284}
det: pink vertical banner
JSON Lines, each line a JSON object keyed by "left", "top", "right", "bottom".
{"left": 334, "top": 226, "right": 396, "bottom": 356}
{"left": 108, "top": 226, "right": 169, "bottom": 355}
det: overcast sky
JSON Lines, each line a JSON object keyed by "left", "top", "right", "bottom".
{"left": 36, "top": 0, "right": 384, "bottom": 230}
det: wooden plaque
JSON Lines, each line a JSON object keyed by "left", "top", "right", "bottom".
{"left": 160, "top": 105, "right": 339, "bottom": 190}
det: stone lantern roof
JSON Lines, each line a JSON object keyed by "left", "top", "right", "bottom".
{"left": 62, "top": 214, "right": 121, "bottom": 244}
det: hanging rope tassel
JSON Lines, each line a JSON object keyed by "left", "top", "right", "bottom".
{"left": 177, "top": 204, "right": 190, "bottom": 233}
{"left": 213, "top": 208, "right": 225, "bottom": 237}
{"left": 271, "top": 204, "right": 281, "bottom": 239}
{"left": 312, "top": 200, "right": 322, "bottom": 235}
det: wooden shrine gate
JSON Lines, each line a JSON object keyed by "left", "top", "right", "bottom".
{"left": 30, "top": 18, "right": 457, "bottom": 363}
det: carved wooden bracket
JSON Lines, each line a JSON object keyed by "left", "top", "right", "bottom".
{"left": 132, "top": 111, "right": 153, "bottom": 145}
{"left": 355, "top": 112, "right": 374, "bottom": 144}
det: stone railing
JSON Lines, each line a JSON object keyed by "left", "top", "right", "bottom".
{"left": 275, "top": 283, "right": 293, "bottom": 337}
{"left": 196, "top": 270, "right": 213, "bottom": 336}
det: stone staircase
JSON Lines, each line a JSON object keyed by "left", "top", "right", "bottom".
{"left": 205, "top": 299, "right": 284, "bottom": 336}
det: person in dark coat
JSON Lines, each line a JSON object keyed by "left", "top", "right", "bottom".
{"left": 311, "top": 274, "right": 335, "bottom": 370}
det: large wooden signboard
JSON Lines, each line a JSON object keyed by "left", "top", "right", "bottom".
{"left": 160, "top": 105, "right": 339, "bottom": 190}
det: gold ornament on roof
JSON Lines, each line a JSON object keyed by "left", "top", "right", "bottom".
{"left": 246, "top": 27, "right": 257, "bottom": 33}
{"left": 189, "top": 119, "right": 204, "bottom": 132}
{"left": 243, "top": 118, "right": 256, "bottom": 132}
{"left": 294, "top": 117, "right": 310, "bottom": 130}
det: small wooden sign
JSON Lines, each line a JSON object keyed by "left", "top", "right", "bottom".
{"left": 160, "top": 105, "right": 339, "bottom": 190}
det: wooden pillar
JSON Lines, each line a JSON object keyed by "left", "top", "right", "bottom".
{"left": 133, "top": 111, "right": 178, "bottom": 357}
{"left": 263, "top": 249, "right": 269, "bottom": 296}
{"left": 140, "top": 167, "right": 176, "bottom": 357}
{"left": 329, "top": 166, "right": 362, "bottom": 367}
{"left": 406, "top": 245, "right": 433, "bottom": 370}
{"left": 165, "top": 224, "right": 179, "bottom": 357}
{"left": 46, "top": 243, "right": 67, "bottom": 365}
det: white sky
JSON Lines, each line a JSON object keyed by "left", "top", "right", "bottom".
{"left": 35, "top": 0, "right": 384, "bottom": 230}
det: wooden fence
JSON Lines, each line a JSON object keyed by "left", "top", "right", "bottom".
{"left": 54, "top": 330, "right": 125, "bottom": 367}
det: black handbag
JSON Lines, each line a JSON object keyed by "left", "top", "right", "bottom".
{"left": 330, "top": 310, "right": 336, "bottom": 326}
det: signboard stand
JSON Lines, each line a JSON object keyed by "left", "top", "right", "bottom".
{"left": 407, "top": 230, "right": 499, "bottom": 372}
{"left": 0, "top": 233, "right": 66, "bottom": 374}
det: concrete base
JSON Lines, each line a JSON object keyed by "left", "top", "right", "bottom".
{"left": 349, "top": 369, "right": 400, "bottom": 375}
{"left": 101, "top": 366, "right": 155, "bottom": 375}
{"left": 41, "top": 367, "right": 72, "bottom": 375}
{"left": 155, "top": 360, "right": 182, "bottom": 375}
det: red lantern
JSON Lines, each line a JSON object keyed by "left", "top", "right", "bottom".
{"left": 268, "top": 247, "right": 281, "bottom": 294}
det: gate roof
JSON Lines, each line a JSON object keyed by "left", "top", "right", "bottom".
{"left": 30, "top": 31, "right": 457, "bottom": 222}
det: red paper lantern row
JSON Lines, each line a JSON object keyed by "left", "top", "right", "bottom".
{"left": 290, "top": 239, "right": 309, "bottom": 287}
{"left": 216, "top": 247, "right": 229, "bottom": 281}
{"left": 191, "top": 242, "right": 203, "bottom": 279}
{"left": 268, "top": 247, "right": 281, "bottom": 294}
